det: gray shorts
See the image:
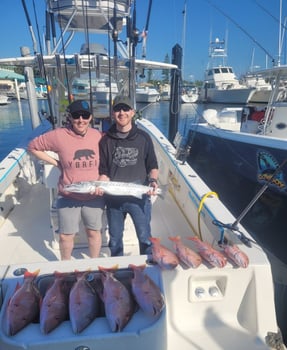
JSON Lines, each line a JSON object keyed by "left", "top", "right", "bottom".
{"left": 57, "top": 196, "right": 105, "bottom": 234}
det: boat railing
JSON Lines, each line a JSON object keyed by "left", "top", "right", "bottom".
{"left": 0, "top": 120, "right": 52, "bottom": 226}
{"left": 48, "top": 0, "right": 130, "bottom": 14}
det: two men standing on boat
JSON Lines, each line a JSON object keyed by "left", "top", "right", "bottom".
{"left": 28, "top": 96, "right": 158, "bottom": 259}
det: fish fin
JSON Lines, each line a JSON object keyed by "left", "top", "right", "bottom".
{"left": 168, "top": 235, "right": 180, "bottom": 242}
{"left": 24, "top": 268, "right": 40, "bottom": 278}
{"left": 128, "top": 264, "right": 146, "bottom": 271}
{"left": 157, "top": 184, "right": 169, "bottom": 199}
{"left": 98, "top": 264, "right": 119, "bottom": 272}
{"left": 149, "top": 237, "right": 160, "bottom": 244}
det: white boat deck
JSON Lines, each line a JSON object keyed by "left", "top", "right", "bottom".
{"left": 0, "top": 180, "right": 280, "bottom": 350}
{"left": 0, "top": 119, "right": 284, "bottom": 349}
{"left": 0, "top": 180, "right": 192, "bottom": 266}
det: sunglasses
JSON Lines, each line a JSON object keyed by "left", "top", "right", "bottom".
{"left": 71, "top": 112, "right": 91, "bottom": 120}
{"left": 113, "top": 104, "right": 131, "bottom": 112}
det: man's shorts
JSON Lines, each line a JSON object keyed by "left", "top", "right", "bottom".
{"left": 57, "top": 196, "right": 105, "bottom": 234}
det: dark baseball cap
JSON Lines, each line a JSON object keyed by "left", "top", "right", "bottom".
{"left": 113, "top": 95, "right": 134, "bottom": 110}
{"left": 66, "top": 100, "right": 91, "bottom": 115}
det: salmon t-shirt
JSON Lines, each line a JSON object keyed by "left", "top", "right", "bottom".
{"left": 28, "top": 126, "right": 102, "bottom": 200}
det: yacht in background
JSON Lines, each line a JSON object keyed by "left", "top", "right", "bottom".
{"left": 181, "top": 85, "right": 199, "bottom": 103}
{"left": 199, "top": 37, "right": 254, "bottom": 104}
{"left": 72, "top": 75, "right": 118, "bottom": 104}
{"left": 136, "top": 85, "right": 160, "bottom": 103}
{"left": 240, "top": 70, "right": 272, "bottom": 103}
{"left": 189, "top": 65, "right": 287, "bottom": 201}
{"left": 0, "top": 94, "right": 11, "bottom": 105}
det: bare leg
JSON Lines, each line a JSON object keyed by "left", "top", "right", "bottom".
{"left": 86, "top": 229, "right": 102, "bottom": 258}
{"left": 59, "top": 233, "right": 75, "bottom": 260}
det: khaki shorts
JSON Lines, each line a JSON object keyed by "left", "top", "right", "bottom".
{"left": 57, "top": 196, "right": 105, "bottom": 234}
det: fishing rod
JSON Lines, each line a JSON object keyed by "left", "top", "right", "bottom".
{"left": 213, "top": 158, "right": 287, "bottom": 247}
{"left": 231, "top": 158, "right": 287, "bottom": 229}
{"left": 141, "top": 0, "right": 153, "bottom": 59}
{"left": 21, "top": 0, "right": 37, "bottom": 54}
{"left": 127, "top": 0, "right": 140, "bottom": 102}
{"left": 21, "top": 0, "right": 56, "bottom": 128}
{"left": 80, "top": 0, "right": 94, "bottom": 117}
{"left": 254, "top": 0, "right": 287, "bottom": 66}
{"left": 205, "top": 0, "right": 275, "bottom": 64}
{"left": 32, "top": 0, "right": 58, "bottom": 125}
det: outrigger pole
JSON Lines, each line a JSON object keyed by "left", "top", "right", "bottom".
{"left": 231, "top": 158, "right": 287, "bottom": 229}
{"left": 212, "top": 158, "right": 287, "bottom": 247}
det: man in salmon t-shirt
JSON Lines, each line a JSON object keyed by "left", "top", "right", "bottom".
{"left": 28, "top": 100, "right": 104, "bottom": 260}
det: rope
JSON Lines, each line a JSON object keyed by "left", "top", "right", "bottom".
{"left": 197, "top": 191, "right": 218, "bottom": 240}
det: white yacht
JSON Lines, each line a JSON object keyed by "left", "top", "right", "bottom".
{"left": 199, "top": 38, "right": 254, "bottom": 104}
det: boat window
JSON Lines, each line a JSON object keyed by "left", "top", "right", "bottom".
{"left": 207, "top": 70, "right": 213, "bottom": 76}
{"left": 214, "top": 68, "right": 220, "bottom": 74}
{"left": 221, "top": 68, "right": 228, "bottom": 73}
{"left": 0, "top": 84, "right": 12, "bottom": 90}
{"left": 228, "top": 68, "right": 233, "bottom": 73}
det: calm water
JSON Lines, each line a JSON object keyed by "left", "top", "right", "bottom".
{"left": 1, "top": 99, "right": 287, "bottom": 341}
{"left": 0, "top": 99, "right": 48, "bottom": 160}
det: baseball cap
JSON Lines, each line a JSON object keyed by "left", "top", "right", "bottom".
{"left": 66, "top": 100, "right": 91, "bottom": 115}
{"left": 113, "top": 95, "right": 134, "bottom": 110}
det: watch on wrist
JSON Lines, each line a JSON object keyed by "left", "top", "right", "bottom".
{"left": 149, "top": 177, "right": 158, "bottom": 184}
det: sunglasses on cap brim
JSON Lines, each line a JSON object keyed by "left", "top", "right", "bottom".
{"left": 70, "top": 112, "right": 91, "bottom": 119}
{"left": 113, "top": 104, "right": 132, "bottom": 112}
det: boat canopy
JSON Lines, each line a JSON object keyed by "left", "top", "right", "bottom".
{"left": 0, "top": 69, "right": 25, "bottom": 82}
{"left": 47, "top": 0, "right": 132, "bottom": 33}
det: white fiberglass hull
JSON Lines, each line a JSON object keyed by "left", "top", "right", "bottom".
{"left": 200, "top": 87, "right": 254, "bottom": 104}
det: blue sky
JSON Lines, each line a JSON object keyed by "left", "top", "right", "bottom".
{"left": 0, "top": 0, "right": 282, "bottom": 81}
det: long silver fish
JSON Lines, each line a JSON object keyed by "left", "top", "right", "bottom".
{"left": 64, "top": 180, "right": 162, "bottom": 199}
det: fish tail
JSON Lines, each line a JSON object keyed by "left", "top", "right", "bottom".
{"left": 157, "top": 184, "right": 169, "bottom": 199}
{"left": 24, "top": 268, "right": 40, "bottom": 278}
{"left": 168, "top": 235, "right": 181, "bottom": 242}
{"left": 186, "top": 236, "right": 200, "bottom": 242}
{"left": 149, "top": 237, "right": 160, "bottom": 244}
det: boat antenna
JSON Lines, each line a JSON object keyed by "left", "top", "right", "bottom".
{"left": 21, "top": 0, "right": 37, "bottom": 54}
{"left": 205, "top": 0, "right": 275, "bottom": 64}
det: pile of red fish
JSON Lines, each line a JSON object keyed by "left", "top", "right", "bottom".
{"left": 4, "top": 265, "right": 165, "bottom": 336}
{"left": 4, "top": 235, "right": 249, "bottom": 336}
{"left": 149, "top": 235, "right": 249, "bottom": 270}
